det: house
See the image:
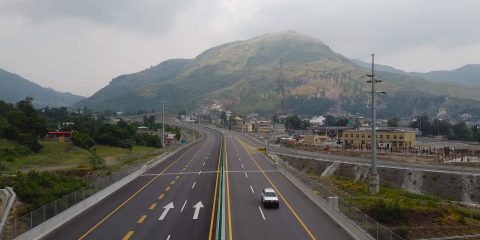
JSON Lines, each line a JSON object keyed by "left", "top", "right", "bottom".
{"left": 47, "top": 131, "right": 72, "bottom": 142}
{"left": 342, "top": 128, "right": 416, "bottom": 149}
{"left": 303, "top": 135, "right": 327, "bottom": 145}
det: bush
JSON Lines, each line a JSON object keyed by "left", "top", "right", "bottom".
{"left": 13, "top": 171, "right": 87, "bottom": 211}
{"left": 16, "top": 133, "right": 43, "bottom": 152}
{"left": 71, "top": 132, "right": 95, "bottom": 149}
{"left": 13, "top": 145, "right": 32, "bottom": 156}
{"left": 89, "top": 151, "right": 105, "bottom": 169}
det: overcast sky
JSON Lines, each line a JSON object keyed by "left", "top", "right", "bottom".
{"left": 1, "top": 0, "right": 479, "bottom": 96}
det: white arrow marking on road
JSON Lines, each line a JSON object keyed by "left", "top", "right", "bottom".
{"left": 192, "top": 181, "right": 196, "bottom": 189}
{"left": 181, "top": 200, "right": 187, "bottom": 212}
{"left": 192, "top": 201, "right": 204, "bottom": 220}
{"left": 159, "top": 202, "right": 174, "bottom": 221}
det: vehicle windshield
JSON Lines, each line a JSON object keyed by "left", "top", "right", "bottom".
{"left": 265, "top": 192, "right": 276, "bottom": 197}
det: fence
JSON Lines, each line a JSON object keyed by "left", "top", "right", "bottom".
{"left": 269, "top": 153, "right": 405, "bottom": 240}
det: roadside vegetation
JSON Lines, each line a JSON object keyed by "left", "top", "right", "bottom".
{"left": 327, "top": 176, "right": 480, "bottom": 239}
{"left": 0, "top": 97, "right": 184, "bottom": 216}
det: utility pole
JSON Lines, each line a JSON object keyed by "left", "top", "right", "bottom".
{"left": 366, "top": 53, "right": 383, "bottom": 194}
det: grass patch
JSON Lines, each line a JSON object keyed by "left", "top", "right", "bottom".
{"left": 329, "top": 176, "right": 480, "bottom": 238}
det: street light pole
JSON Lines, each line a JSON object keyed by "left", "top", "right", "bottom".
{"left": 368, "top": 53, "right": 380, "bottom": 194}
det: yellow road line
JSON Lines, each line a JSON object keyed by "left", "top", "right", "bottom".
{"left": 78, "top": 145, "right": 199, "bottom": 240}
{"left": 158, "top": 194, "right": 165, "bottom": 200}
{"left": 122, "top": 231, "right": 134, "bottom": 240}
{"left": 165, "top": 186, "right": 171, "bottom": 192}
{"left": 149, "top": 203, "right": 157, "bottom": 210}
{"left": 225, "top": 138, "right": 233, "bottom": 240}
{"left": 208, "top": 137, "right": 222, "bottom": 240}
{"left": 237, "top": 138, "right": 317, "bottom": 240}
{"left": 137, "top": 215, "right": 147, "bottom": 224}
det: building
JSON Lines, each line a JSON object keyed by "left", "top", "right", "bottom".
{"left": 47, "top": 131, "right": 72, "bottom": 142}
{"left": 303, "top": 135, "right": 327, "bottom": 145}
{"left": 342, "top": 128, "right": 416, "bottom": 149}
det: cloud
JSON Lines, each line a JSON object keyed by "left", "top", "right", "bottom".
{"left": 0, "top": 0, "right": 479, "bottom": 96}
{"left": 0, "top": 0, "right": 195, "bottom": 33}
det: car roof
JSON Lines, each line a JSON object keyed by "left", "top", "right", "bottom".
{"left": 264, "top": 188, "right": 275, "bottom": 193}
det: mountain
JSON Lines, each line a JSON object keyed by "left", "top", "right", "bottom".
{"left": 411, "top": 64, "right": 480, "bottom": 86}
{"left": 350, "top": 59, "right": 407, "bottom": 75}
{"left": 0, "top": 68, "right": 85, "bottom": 107}
{"left": 75, "top": 31, "right": 480, "bottom": 118}
{"left": 352, "top": 59, "right": 480, "bottom": 87}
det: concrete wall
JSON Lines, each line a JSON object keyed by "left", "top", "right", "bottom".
{"left": 278, "top": 154, "right": 480, "bottom": 204}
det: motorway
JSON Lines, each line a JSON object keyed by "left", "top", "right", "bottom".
{"left": 43, "top": 127, "right": 352, "bottom": 240}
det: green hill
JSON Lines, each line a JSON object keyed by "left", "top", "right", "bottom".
{"left": 0, "top": 68, "right": 85, "bottom": 107}
{"left": 74, "top": 31, "right": 480, "bottom": 118}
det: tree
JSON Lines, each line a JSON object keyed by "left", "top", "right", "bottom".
{"left": 387, "top": 117, "right": 400, "bottom": 127}
{"left": 285, "top": 115, "right": 310, "bottom": 130}
{"left": 452, "top": 122, "right": 472, "bottom": 140}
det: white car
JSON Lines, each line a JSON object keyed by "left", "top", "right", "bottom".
{"left": 261, "top": 188, "right": 279, "bottom": 208}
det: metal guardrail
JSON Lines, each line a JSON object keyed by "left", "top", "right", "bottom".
{"left": 269, "top": 153, "right": 405, "bottom": 240}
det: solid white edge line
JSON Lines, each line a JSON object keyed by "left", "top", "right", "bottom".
{"left": 258, "top": 206, "right": 266, "bottom": 220}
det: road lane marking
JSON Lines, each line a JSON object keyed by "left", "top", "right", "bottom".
{"left": 175, "top": 175, "right": 180, "bottom": 179}
{"left": 167, "top": 235, "right": 171, "bottom": 240}
{"left": 170, "top": 180, "right": 176, "bottom": 185}
{"left": 199, "top": 170, "right": 202, "bottom": 175}
{"left": 208, "top": 136, "right": 222, "bottom": 240}
{"left": 165, "top": 186, "right": 171, "bottom": 192}
{"left": 203, "top": 162, "right": 206, "bottom": 166}
{"left": 241, "top": 164, "right": 244, "bottom": 169}
{"left": 149, "top": 203, "right": 157, "bottom": 210}
{"left": 193, "top": 201, "right": 204, "bottom": 220}
{"left": 225, "top": 138, "right": 233, "bottom": 240}
{"left": 181, "top": 200, "right": 188, "bottom": 212}
{"left": 237, "top": 138, "right": 317, "bottom": 240}
{"left": 79, "top": 144, "right": 201, "bottom": 240}
{"left": 183, "top": 168, "right": 187, "bottom": 171}
{"left": 137, "top": 215, "right": 147, "bottom": 224}
{"left": 258, "top": 206, "right": 266, "bottom": 220}
{"left": 244, "top": 172, "right": 248, "bottom": 178}
{"left": 159, "top": 202, "right": 174, "bottom": 220}
{"left": 250, "top": 185, "right": 254, "bottom": 194}
{"left": 158, "top": 194, "right": 165, "bottom": 200}
{"left": 239, "top": 158, "right": 241, "bottom": 162}
{"left": 192, "top": 181, "right": 196, "bottom": 189}
{"left": 122, "top": 231, "right": 134, "bottom": 240}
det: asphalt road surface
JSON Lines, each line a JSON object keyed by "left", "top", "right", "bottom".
{"left": 44, "top": 128, "right": 222, "bottom": 240}
{"left": 43, "top": 127, "right": 352, "bottom": 240}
